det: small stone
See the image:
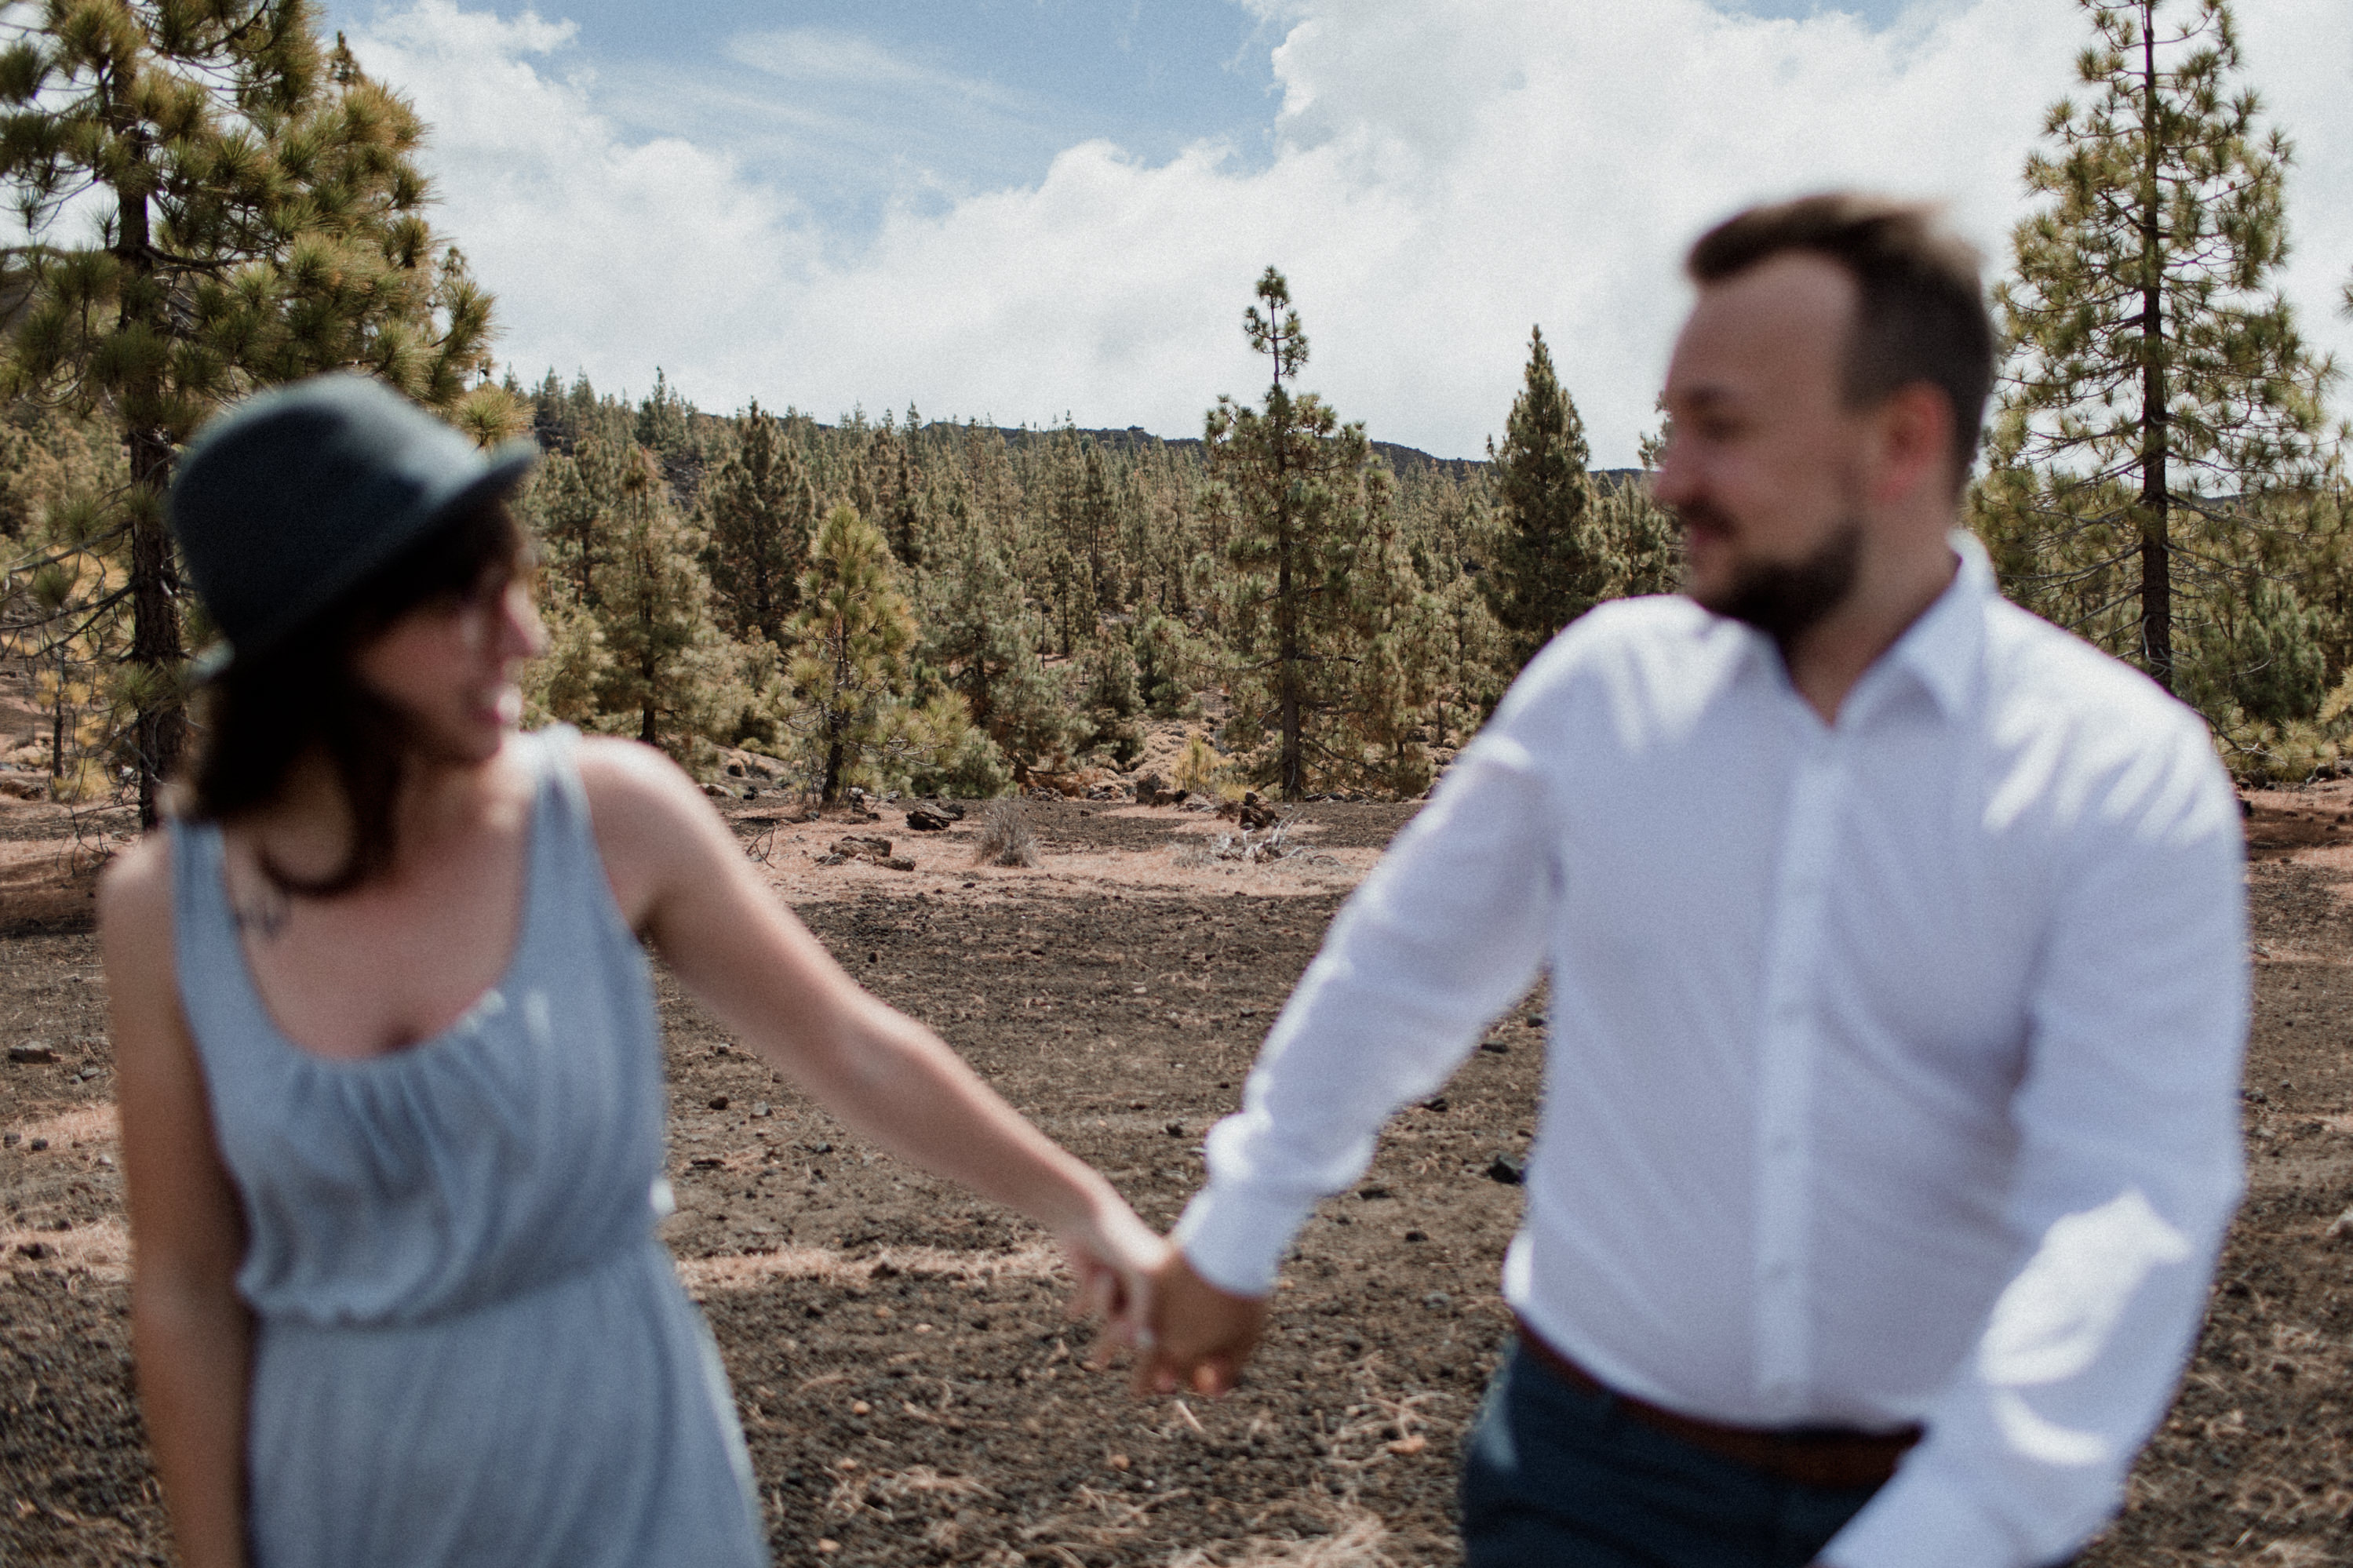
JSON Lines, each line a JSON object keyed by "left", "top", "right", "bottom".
{"left": 16, "top": 1241, "right": 46, "bottom": 1260}
{"left": 2, "top": 1132, "right": 16, "bottom": 1147}
{"left": 1486, "top": 1154, "right": 1526, "bottom": 1185}
{"left": 850, "top": 1400, "right": 871, "bottom": 1415}
{"left": 1403, "top": 1229, "right": 1428, "bottom": 1242}
{"left": 1479, "top": 1041, "right": 1510, "bottom": 1055}
{"left": 1423, "top": 1291, "right": 1452, "bottom": 1311}
{"left": 1108, "top": 1454, "right": 1131, "bottom": 1472}
{"left": 881, "top": 857, "right": 916, "bottom": 872}
{"left": 1164, "top": 1122, "right": 1186, "bottom": 1137}
{"left": 8, "top": 1044, "right": 55, "bottom": 1065}
{"left": 708, "top": 1096, "right": 730, "bottom": 1111}
{"left": 1422, "top": 1096, "right": 1449, "bottom": 1112}
{"left": 1387, "top": 1434, "right": 1429, "bottom": 1456}
{"left": 913, "top": 1322, "right": 934, "bottom": 1334}
{"left": 27, "top": 1138, "right": 47, "bottom": 1151}
{"left": 2328, "top": 1207, "right": 2353, "bottom": 1242}
{"left": 752, "top": 1102, "right": 771, "bottom": 1119}
{"left": 1357, "top": 1184, "right": 1393, "bottom": 1201}
{"left": 816, "top": 1539, "right": 841, "bottom": 1555}
{"left": 875, "top": 1304, "right": 894, "bottom": 1319}
{"left": 905, "top": 806, "right": 953, "bottom": 832}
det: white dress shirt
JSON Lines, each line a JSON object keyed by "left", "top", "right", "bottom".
{"left": 1174, "top": 537, "right": 2247, "bottom": 1568}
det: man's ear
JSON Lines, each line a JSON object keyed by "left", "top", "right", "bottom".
{"left": 1866, "top": 383, "right": 1956, "bottom": 508}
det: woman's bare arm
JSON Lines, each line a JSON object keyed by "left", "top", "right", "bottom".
{"left": 578, "top": 742, "right": 1164, "bottom": 1332}
{"left": 102, "top": 839, "right": 253, "bottom": 1568}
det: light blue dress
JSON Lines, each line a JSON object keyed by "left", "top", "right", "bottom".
{"left": 170, "top": 726, "right": 767, "bottom": 1567}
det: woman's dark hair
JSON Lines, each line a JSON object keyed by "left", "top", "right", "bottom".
{"left": 181, "top": 498, "right": 530, "bottom": 897}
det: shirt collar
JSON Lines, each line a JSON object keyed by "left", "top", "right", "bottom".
{"left": 1879, "top": 529, "right": 1993, "bottom": 721}
{"left": 1715, "top": 529, "right": 1992, "bottom": 722}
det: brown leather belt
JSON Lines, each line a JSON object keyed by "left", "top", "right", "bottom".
{"left": 1516, "top": 1322, "right": 1921, "bottom": 1490}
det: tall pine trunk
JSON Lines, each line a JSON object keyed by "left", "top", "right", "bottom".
{"left": 119, "top": 161, "right": 187, "bottom": 826}
{"left": 2136, "top": 9, "right": 2174, "bottom": 692}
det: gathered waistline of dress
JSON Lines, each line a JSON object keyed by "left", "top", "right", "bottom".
{"left": 250, "top": 1231, "right": 673, "bottom": 1335}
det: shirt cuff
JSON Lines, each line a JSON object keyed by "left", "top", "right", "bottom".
{"left": 1818, "top": 1456, "right": 2020, "bottom": 1568}
{"left": 1171, "top": 1181, "right": 1319, "bottom": 1298}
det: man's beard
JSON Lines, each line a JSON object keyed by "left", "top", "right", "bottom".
{"left": 1682, "top": 507, "right": 1864, "bottom": 645}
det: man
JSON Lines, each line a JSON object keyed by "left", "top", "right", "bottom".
{"left": 1141, "top": 194, "right": 2247, "bottom": 1568}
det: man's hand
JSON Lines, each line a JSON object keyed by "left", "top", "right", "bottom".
{"left": 1135, "top": 1249, "right": 1271, "bottom": 1396}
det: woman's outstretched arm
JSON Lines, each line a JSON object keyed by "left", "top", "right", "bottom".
{"left": 101, "top": 838, "right": 253, "bottom": 1568}
{"left": 577, "top": 741, "right": 1167, "bottom": 1339}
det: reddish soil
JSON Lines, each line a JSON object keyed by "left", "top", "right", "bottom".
{"left": 0, "top": 788, "right": 2347, "bottom": 1566}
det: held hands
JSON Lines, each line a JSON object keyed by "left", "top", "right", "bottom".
{"left": 1053, "top": 1191, "right": 1171, "bottom": 1366}
{"left": 1133, "top": 1249, "right": 1270, "bottom": 1397}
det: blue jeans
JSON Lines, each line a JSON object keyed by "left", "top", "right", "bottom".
{"left": 1459, "top": 1342, "right": 1885, "bottom": 1568}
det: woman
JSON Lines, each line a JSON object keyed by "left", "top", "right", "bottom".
{"left": 102, "top": 373, "right": 1164, "bottom": 1568}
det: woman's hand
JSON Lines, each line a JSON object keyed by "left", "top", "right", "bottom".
{"left": 1054, "top": 1188, "right": 1171, "bottom": 1366}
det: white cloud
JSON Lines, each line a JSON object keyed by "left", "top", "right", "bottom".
{"left": 350, "top": 0, "right": 2353, "bottom": 465}
{"left": 354, "top": 2, "right": 817, "bottom": 396}
{"left": 727, "top": 27, "right": 1028, "bottom": 112}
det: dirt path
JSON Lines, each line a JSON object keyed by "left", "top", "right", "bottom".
{"left": 2, "top": 791, "right": 2348, "bottom": 1565}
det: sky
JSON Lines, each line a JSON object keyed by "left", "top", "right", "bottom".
{"left": 319, "top": 0, "right": 2353, "bottom": 466}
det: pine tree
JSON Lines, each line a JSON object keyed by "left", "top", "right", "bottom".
{"left": 1488, "top": 326, "right": 1602, "bottom": 666}
{"left": 1207, "top": 267, "right": 1405, "bottom": 799}
{"left": 592, "top": 446, "right": 727, "bottom": 753}
{"left": 530, "top": 434, "right": 630, "bottom": 609}
{"left": 788, "top": 505, "right": 915, "bottom": 802}
{"left": 0, "top": 1, "right": 517, "bottom": 820}
{"left": 1071, "top": 438, "right": 1122, "bottom": 611}
{"left": 864, "top": 417, "right": 929, "bottom": 572}
{"left": 702, "top": 400, "right": 812, "bottom": 647}
{"left": 918, "top": 493, "right": 1065, "bottom": 771}
{"left": 1979, "top": 0, "right": 2338, "bottom": 697}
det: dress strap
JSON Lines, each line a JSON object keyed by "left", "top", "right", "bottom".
{"left": 166, "top": 815, "right": 276, "bottom": 1077}
{"left": 519, "top": 725, "right": 639, "bottom": 955}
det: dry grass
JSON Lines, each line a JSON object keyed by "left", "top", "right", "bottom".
{"left": 676, "top": 1240, "right": 1062, "bottom": 1294}
{"left": 972, "top": 802, "right": 1040, "bottom": 868}
{"left": 2, "top": 1214, "right": 127, "bottom": 1281}
{"left": 5, "top": 1103, "right": 116, "bottom": 1148}
{"left": 1163, "top": 1500, "right": 1401, "bottom": 1568}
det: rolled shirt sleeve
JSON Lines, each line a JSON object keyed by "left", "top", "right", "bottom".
{"left": 1824, "top": 715, "right": 2248, "bottom": 1568}
{"left": 1173, "top": 735, "right": 1557, "bottom": 1297}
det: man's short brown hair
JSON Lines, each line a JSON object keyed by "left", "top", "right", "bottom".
{"left": 1687, "top": 194, "right": 1994, "bottom": 486}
